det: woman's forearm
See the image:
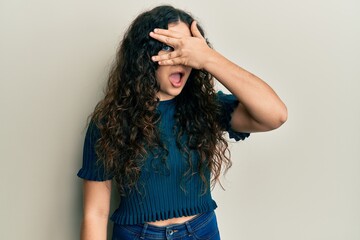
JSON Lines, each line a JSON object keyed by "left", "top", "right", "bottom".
{"left": 80, "top": 180, "right": 112, "bottom": 240}
{"left": 204, "top": 49, "right": 288, "bottom": 130}
{"left": 81, "top": 216, "right": 108, "bottom": 240}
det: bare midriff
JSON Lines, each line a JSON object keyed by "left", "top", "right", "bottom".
{"left": 146, "top": 214, "right": 199, "bottom": 227}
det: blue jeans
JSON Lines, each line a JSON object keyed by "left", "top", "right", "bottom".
{"left": 112, "top": 210, "right": 221, "bottom": 240}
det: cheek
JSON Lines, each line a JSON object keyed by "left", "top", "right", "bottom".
{"left": 155, "top": 66, "right": 167, "bottom": 85}
{"left": 155, "top": 66, "right": 163, "bottom": 79}
{"left": 184, "top": 68, "right": 192, "bottom": 80}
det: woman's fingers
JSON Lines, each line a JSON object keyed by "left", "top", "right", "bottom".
{"left": 152, "top": 50, "right": 182, "bottom": 62}
{"left": 157, "top": 57, "right": 184, "bottom": 66}
{"left": 190, "top": 21, "right": 203, "bottom": 39}
{"left": 150, "top": 22, "right": 204, "bottom": 46}
{"left": 149, "top": 28, "right": 184, "bottom": 47}
{"left": 149, "top": 24, "right": 209, "bottom": 69}
{"left": 149, "top": 31, "right": 178, "bottom": 47}
{"left": 153, "top": 28, "right": 182, "bottom": 38}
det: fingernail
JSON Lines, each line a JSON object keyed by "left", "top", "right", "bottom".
{"left": 154, "top": 28, "right": 159, "bottom": 33}
{"left": 151, "top": 56, "right": 156, "bottom": 61}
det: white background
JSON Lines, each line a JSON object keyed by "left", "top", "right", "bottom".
{"left": 1, "top": 0, "right": 359, "bottom": 239}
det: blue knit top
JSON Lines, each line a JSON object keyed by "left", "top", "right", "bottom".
{"left": 77, "top": 91, "right": 250, "bottom": 225}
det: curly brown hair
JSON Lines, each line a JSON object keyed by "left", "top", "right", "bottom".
{"left": 89, "top": 5, "right": 232, "bottom": 197}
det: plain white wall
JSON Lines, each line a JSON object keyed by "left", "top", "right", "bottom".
{"left": 1, "top": 0, "right": 359, "bottom": 239}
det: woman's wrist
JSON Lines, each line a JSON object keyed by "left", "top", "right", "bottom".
{"left": 202, "top": 48, "right": 224, "bottom": 72}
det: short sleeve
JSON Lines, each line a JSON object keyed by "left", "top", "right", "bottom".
{"left": 217, "top": 91, "right": 250, "bottom": 141}
{"left": 77, "top": 121, "right": 113, "bottom": 181}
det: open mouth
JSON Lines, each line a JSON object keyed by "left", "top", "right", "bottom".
{"left": 169, "top": 72, "right": 184, "bottom": 88}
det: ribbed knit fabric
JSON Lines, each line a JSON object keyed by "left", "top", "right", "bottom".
{"left": 77, "top": 91, "right": 250, "bottom": 225}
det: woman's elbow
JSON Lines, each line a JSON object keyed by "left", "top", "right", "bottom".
{"left": 267, "top": 105, "right": 288, "bottom": 130}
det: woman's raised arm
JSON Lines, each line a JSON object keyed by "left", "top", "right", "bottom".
{"left": 149, "top": 21, "right": 287, "bottom": 133}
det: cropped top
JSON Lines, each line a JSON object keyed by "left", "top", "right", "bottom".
{"left": 77, "top": 91, "right": 250, "bottom": 225}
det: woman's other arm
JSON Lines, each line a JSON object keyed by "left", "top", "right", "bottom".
{"left": 81, "top": 180, "right": 112, "bottom": 240}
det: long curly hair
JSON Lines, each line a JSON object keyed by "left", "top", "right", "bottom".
{"left": 89, "top": 5, "right": 232, "bottom": 197}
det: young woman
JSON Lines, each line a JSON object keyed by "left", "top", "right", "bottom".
{"left": 77, "top": 5, "right": 287, "bottom": 240}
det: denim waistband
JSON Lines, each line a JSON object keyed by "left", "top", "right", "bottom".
{"left": 141, "top": 210, "right": 214, "bottom": 231}
{"left": 120, "top": 210, "right": 215, "bottom": 239}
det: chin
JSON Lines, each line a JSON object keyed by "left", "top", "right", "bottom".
{"left": 157, "top": 92, "right": 177, "bottom": 101}
{"left": 169, "top": 88, "right": 184, "bottom": 98}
